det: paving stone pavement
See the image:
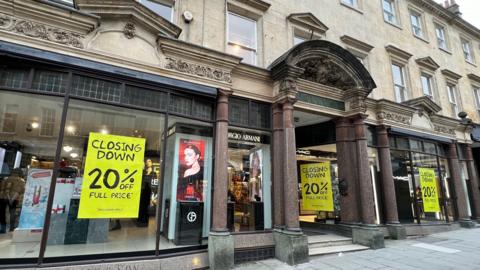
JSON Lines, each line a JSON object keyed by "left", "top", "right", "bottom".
{"left": 232, "top": 228, "right": 480, "bottom": 270}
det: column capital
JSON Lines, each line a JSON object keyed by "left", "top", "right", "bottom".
{"left": 217, "top": 88, "right": 233, "bottom": 97}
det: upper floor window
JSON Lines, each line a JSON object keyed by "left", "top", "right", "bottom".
{"left": 138, "top": 0, "right": 173, "bottom": 22}
{"left": 473, "top": 86, "right": 480, "bottom": 113}
{"left": 382, "top": 0, "right": 397, "bottom": 25}
{"left": 447, "top": 85, "right": 459, "bottom": 118}
{"left": 294, "top": 35, "right": 306, "bottom": 45}
{"left": 435, "top": 24, "right": 448, "bottom": 50}
{"left": 392, "top": 64, "right": 407, "bottom": 102}
{"left": 421, "top": 73, "right": 433, "bottom": 98}
{"left": 227, "top": 12, "right": 257, "bottom": 65}
{"left": 409, "top": 12, "right": 423, "bottom": 38}
{"left": 461, "top": 38, "right": 474, "bottom": 63}
{"left": 342, "top": 0, "right": 358, "bottom": 8}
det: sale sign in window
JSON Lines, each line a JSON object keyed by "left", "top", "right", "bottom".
{"left": 418, "top": 167, "right": 440, "bottom": 213}
{"left": 300, "top": 162, "right": 334, "bottom": 211}
{"left": 78, "top": 132, "right": 146, "bottom": 218}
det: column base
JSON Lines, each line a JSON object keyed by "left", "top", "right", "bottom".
{"left": 386, "top": 224, "right": 406, "bottom": 240}
{"left": 352, "top": 226, "right": 385, "bottom": 249}
{"left": 459, "top": 219, "right": 477, "bottom": 228}
{"left": 273, "top": 229, "right": 309, "bottom": 265}
{"left": 208, "top": 231, "right": 234, "bottom": 270}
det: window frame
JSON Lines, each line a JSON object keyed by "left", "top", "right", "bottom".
{"left": 226, "top": 12, "right": 258, "bottom": 65}
{"left": 420, "top": 73, "right": 434, "bottom": 99}
{"left": 434, "top": 23, "right": 449, "bottom": 51}
{"left": 408, "top": 7, "right": 426, "bottom": 40}
{"left": 461, "top": 38, "right": 475, "bottom": 64}
{"left": 447, "top": 84, "right": 460, "bottom": 118}
{"left": 391, "top": 63, "right": 408, "bottom": 102}
{"left": 382, "top": 0, "right": 398, "bottom": 26}
{"left": 473, "top": 85, "right": 480, "bottom": 114}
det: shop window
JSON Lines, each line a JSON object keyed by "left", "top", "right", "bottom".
{"left": 169, "top": 94, "right": 192, "bottom": 116}
{"left": 229, "top": 97, "right": 271, "bottom": 129}
{"left": 0, "top": 91, "right": 64, "bottom": 258}
{"left": 122, "top": 85, "right": 167, "bottom": 110}
{"left": 0, "top": 68, "right": 29, "bottom": 89}
{"left": 227, "top": 12, "right": 257, "bottom": 65}
{"left": 32, "top": 70, "right": 68, "bottom": 94}
{"left": 193, "top": 99, "right": 214, "bottom": 121}
{"left": 227, "top": 129, "right": 271, "bottom": 231}
{"left": 410, "top": 139, "right": 421, "bottom": 152}
{"left": 1, "top": 104, "right": 19, "bottom": 133}
{"left": 423, "top": 142, "right": 436, "bottom": 155}
{"left": 40, "top": 108, "right": 56, "bottom": 137}
{"left": 71, "top": 75, "right": 121, "bottom": 103}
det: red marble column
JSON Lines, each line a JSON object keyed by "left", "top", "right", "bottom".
{"left": 353, "top": 115, "right": 376, "bottom": 225}
{"left": 335, "top": 117, "right": 360, "bottom": 223}
{"left": 376, "top": 125, "right": 399, "bottom": 224}
{"left": 281, "top": 98, "right": 300, "bottom": 231}
{"left": 446, "top": 143, "right": 471, "bottom": 221}
{"left": 211, "top": 89, "right": 232, "bottom": 232}
{"left": 272, "top": 103, "right": 285, "bottom": 228}
{"left": 465, "top": 145, "right": 480, "bottom": 219}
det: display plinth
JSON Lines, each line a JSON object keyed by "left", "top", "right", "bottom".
{"left": 174, "top": 202, "right": 204, "bottom": 245}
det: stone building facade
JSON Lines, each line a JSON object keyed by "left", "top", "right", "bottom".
{"left": 0, "top": 0, "right": 479, "bottom": 269}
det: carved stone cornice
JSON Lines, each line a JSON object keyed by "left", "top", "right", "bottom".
{"left": 433, "top": 124, "right": 456, "bottom": 135}
{"left": 230, "top": 0, "right": 271, "bottom": 12}
{"left": 0, "top": 14, "right": 85, "bottom": 49}
{"left": 402, "top": 96, "right": 442, "bottom": 115}
{"left": 467, "top": 73, "right": 480, "bottom": 84}
{"left": 441, "top": 69, "right": 462, "bottom": 81}
{"left": 385, "top": 44, "right": 413, "bottom": 61}
{"left": 415, "top": 56, "right": 440, "bottom": 71}
{"left": 340, "top": 35, "right": 374, "bottom": 53}
{"left": 344, "top": 87, "right": 369, "bottom": 114}
{"left": 376, "top": 111, "right": 412, "bottom": 125}
{"left": 165, "top": 57, "right": 232, "bottom": 83}
{"left": 288, "top": 13, "right": 329, "bottom": 35}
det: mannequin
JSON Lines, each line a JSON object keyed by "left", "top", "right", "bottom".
{"left": 137, "top": 159, "right": 155, "bottom": 226}
{"left": 0, "top": 168, "right": 25, "bottom": 233}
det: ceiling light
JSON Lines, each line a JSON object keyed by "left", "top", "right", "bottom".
{"left": 63, "top": 146, "right": 73, "bottom": 152}
{"left": 66, "top": 125, "right": 75, "bottom": 133}
{"left": 31, "top": 122, "right": 39, "bottom": 129}
{"left": 70, "top": 153, "right": 78, "bottom": 158}
{"left": 100, "top": 128, "right": 109, "bottom": 135}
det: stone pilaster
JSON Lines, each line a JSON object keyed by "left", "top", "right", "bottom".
{"left": 280, "top": 97, "right": 300, "bottom": 231}
{"left": 376, "top": 126, "right": 405, "bottom": 239}
{"left": 209, "top": 89, "right": 234, "bottom": 270}
{"left": 376, "top": 125, "right": 399, "bottom": 224}
{"left": 353, "top": 115, "right": 376, "bottom": 225}
{"left": 446, "top": 143, "right": 475, "bottom": 227}
{"left": 335, "top": 117, "right": 360, "bottom": 223}
{"left": 465, "top": 145, "right": 480, "bottom": 220}
{"left": 272, "top": 103, "right": 285, "bottom": 228}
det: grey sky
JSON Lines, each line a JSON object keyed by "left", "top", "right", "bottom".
{"left": 434, "top": 0, "right": 480, "bottom": 29}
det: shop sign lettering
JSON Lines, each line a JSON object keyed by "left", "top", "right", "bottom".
{"left": 228, "top": 132, "right": 261, "bottom": 143}
{"left": 419, "top": 168, "right": 440, "bottom": 213}
{"left": 300, "top": 162, "right": 334, "bottom": 211}
{"left": 78, "top": 133, "right": 145, "bottom": 218}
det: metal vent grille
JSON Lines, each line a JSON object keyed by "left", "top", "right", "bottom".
{"left": 234, "top": 246, "right": 275, "bottom": 264}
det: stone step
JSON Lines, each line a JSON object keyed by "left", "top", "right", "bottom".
{"left": 308, "top": 244, "right": 369, "bottom": 257}
{"left": 307, "top": 234, "right": 353, "bottom": 248}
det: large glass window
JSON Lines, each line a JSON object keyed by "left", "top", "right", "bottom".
{"left": 227, "top": 12, "right": 257, "bottom": 65}
{"left": 227, "top": 129, "right": 271, "bottom": 231}
{"left": 390, "top": 136, "right": 454, "bottom": 224}
{"left": 0, "top": 92, "right": 63, "bottom": 258}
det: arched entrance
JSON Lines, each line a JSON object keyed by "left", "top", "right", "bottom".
{"left": 268, "top": 40, "right": 382, "bottom": 264}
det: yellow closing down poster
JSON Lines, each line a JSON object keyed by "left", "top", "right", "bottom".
{"left": 300, "top": 162, "right": 334, "bottom": 211}
{"left": 78, "top": 132, "right": 146, "bottom": 218}
{"left": 419, "top": 167, "right": 441, "bottom": 213}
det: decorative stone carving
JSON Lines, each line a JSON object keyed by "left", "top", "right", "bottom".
{"left": 347, "top": 95, "right": 367, "bottom": 112}
{"left": 377, "top": 111, "right": 412, "bottom": 125}
{"left": 433, "top": 124, "right": 456, "bottom": 135}
{"left": 297, "top": 56, "right": 356, "bottom": 90}
{"left": 165, "top": 57, "right": 232, "bottom": 83}
{"left": 279, "top": 77, "right": 297, "bottom": 92}
{"left": 0, "top": 14, "right": 84, "bottom": 48}
{"left": 123, "top": 22, "right": 136, "bottom": 39}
